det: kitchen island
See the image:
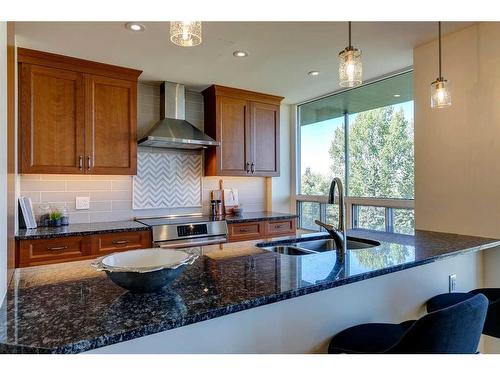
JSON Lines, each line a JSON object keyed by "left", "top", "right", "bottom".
{"left": 1, "top": 229, "right": 499, "bottom": 354}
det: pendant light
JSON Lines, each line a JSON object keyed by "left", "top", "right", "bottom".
{"left": 431, "top": 22, "right": 451, "bottom": 108}
{"left": 339, "top": 21, "right": 363, "bottom": 87}
{"left": 170, "top": 21, "right": 202, "bottom": 47}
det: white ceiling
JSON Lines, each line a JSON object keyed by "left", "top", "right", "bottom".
{"left": 15, "top": 21, "right": 473, "bottom": 104}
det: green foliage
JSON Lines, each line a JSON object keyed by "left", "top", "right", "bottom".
{"left": 49, "top": 210, "right": 62, "bottom": 221}
{"left": 329, "top": 106, "right": 414, "bottom": 199}
{"left": 301, "top": 167, "right": 330, "bottom": 195}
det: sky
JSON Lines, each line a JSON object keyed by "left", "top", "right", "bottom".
{"left": 300, "top": 101, "right": 414, "bottom": 176}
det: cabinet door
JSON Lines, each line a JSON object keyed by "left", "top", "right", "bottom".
{"left": 227, "top": 221, "right": 266, "bottom": 242}
{"left": 217, "top": 96, "right": 251, "bottom": 176}
{"left": 249, "top": 102, "right": 280, "bottom": 176}
{"left": 19, "top": 64, "right": 85, "bottom": 174}
{"left": 85, "top": 75, "right": 137, "bottom": 175}
{"left": 91, "top": 230, "right": 151, "bottom": 256}
{"left": 18, "top": 236, "right": 92, "bottom": 267}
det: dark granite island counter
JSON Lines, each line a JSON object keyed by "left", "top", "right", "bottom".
{"left": 1, "top": 229, "right": 499, "bottom": 354}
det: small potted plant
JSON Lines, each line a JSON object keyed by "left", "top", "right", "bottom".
{"left": 48, "top": 210, "right": 63, "bottom": 227}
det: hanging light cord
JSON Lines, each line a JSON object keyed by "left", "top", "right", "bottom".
{"left": 348, "top": 21, "right": 352, "bottom": 48}
{"left": 438, "top": 21, "right": 442, "bottom": 79}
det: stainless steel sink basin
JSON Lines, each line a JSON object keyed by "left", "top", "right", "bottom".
{"left": 260, "top": 236, "right": 380, "bottom": 256}
{"left": 261, "top": 245, "right": 316, "bottom": 256}
{"left": 297, "top": 237, "right": 380, "bottom": 252}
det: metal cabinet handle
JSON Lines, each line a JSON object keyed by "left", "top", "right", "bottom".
{"left": 87, "top": 156, "right": 92, "bottom": 171}
{"left": 79, "top": 155, "right": 83, "bottom": 171}
{"left": 246, "top": 162, "right": 250, "bottom": 173}
{"left": 112, "top": 240, "right": 130, "bottom": 245}
{"left": 239, "top": 228, "right": 251, "bottom": 233}
{"left": 47, "top": 246, "right": 68, "bottom": 251}
{"left": 275, "top": 224, "right": 284, "bottom": 229}
{"left": 251, "top": 162, "right": 255, "bottom": 173}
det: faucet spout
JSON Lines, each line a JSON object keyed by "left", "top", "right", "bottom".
{"left": 316, "top": 177, "right": 346, "bottom": 253}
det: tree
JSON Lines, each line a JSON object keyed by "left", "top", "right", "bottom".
{"left": 301, "top": 105, "right": 415, "bottom": 234}
{"left": 329, "top": 106, "right": 414, "bottom": 200}
{"left": 301, "top": 167, "right": 330, "bottom": 195}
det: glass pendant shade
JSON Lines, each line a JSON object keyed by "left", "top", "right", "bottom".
{"left": 339, "top": 47, "right": 362, "bottom": 87}
{"left": 170, "top": 21, "right": 202, "bottom": 47}
{"left": 431, "top": 78, "right": 451, "bottom": 108}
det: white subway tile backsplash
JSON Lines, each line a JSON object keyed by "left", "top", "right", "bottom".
{"left": 111, "top": 180, "right": 132, "bottom": 191}
{"left": 111, "top": 200, "right": 132, "bottom": 211}
{"left": 41, "top": 191, "right": 90, "bottom": 203}
{"left": 89, "top": 211, "right": 132, "bottom": 223}
{"left": 40, "top": 174, "right": 91, "bottom": 181}
{"left": 21, "top": 180, "right": 66, "bottom": 192}
{"left": 66, "top": 180, "right": 112, "bottom": 191}
{"left": 89, "top": 190, "right": 130, "bottom": 201}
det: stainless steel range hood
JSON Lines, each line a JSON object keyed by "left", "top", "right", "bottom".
{"left": 138, "top": 82, "right": 219, "bottom": 149}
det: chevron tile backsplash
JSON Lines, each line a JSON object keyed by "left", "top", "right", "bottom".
{"left": 133, "top": 152, "right": 202, "bottom": 209}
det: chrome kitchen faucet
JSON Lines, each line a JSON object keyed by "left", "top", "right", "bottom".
{"left": 315, "top": 177, "right": 347, "bottom": 254}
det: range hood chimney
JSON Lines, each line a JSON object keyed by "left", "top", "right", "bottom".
{"left": 138, "top": 82, "right": 219, "bottom": 149}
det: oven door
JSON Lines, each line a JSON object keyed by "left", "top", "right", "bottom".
{"left": 154, "top": 235, "right": 227, "bottom": 249}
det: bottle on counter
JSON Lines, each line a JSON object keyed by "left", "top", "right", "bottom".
{"left": 61, "top": 204, "right": 69, "bottom": 226}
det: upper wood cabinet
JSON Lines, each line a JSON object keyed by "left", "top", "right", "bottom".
{"left": 202, "top": 85, "right": 283, "bottom": 177}
{"left": 18, "top": 48, "right": 142, "bottom": 175}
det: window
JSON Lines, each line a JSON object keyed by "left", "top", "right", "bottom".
{"left": 297, "top": 71, "right": 414, "bottom": 234}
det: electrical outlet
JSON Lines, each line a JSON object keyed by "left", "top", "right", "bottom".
{"left": 449, "top": 274, "right": 457, "bottom": 292}
{"left": 75, "top": 196, "right": 90, "bottom": 210}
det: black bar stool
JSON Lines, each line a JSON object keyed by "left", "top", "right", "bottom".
{"left": 427, "top": 288, "right": 500, "bottom": 338}
{"left": 328, "top": 293, "right": 488, "bottom": 354}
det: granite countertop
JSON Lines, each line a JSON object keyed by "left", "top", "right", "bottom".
{"left": 15, "top": 212, "right": 297, "bottom": 240}
{"left": 224, "top": 211, "right": 298, "bottom": 224}
{"left": 1, "top": 229, "right": 499, "bottom": 353}
{"left": 16, "top": 220, "right": 149, "bottom": 240}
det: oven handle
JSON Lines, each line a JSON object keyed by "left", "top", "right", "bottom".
{"left": 155, "top": 236, "right": 227, "bottom": 249}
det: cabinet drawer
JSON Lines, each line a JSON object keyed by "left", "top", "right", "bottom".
{"left": 227, "top": 222, "right": 265, "bottom": 242}
{"left": 19, "top": 236, "right": 92, "bottom": 267}
{"left": 92, "top": 231, "right": 151, "bottom": 255}
{"left": 265, "top": 219, "right": 296, "bottom": 236}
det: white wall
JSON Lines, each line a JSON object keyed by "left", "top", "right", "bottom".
{"left": 414, "top": 22, "right": 500, "bottom": 353}
{"left": 90, "top": 252, "right": 482, "bottom": 353}
{"left": 0, "top": 22, "right": 8, "bottom": 302}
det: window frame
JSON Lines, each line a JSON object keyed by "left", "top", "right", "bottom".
{"left": 295, "top": 68, "right": 414, "bottom": 232}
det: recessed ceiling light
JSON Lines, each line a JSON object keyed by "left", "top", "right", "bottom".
{"left": 125, "top": 23, "right": 145, "bottom": 32}
{"left": 393, "top": 94, "right": 401, "bottom": 97}
{"left": 233, "top": 50, "right": 248, "bottom": 57}
{"left": 308, "top": 71, "right": 320, "bottom": 76}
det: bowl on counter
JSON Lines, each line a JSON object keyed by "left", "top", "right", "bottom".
{"left": 91, "top": 248, "right": 198, "bottom": 293}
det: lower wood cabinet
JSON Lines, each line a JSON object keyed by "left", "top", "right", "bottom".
{"left": 227, "top": 221, "right": 267, "bottom": 242}
{"left": 18, "top": 236, "right": 92, "bottom": 267}
{"left": 17, "top": 230, "right": 152, "bottom": 267}
{"left": 91, "top": 231, "right": 151, "bottom": 256}
{"left": 227, "top": 218, "right": 296, "bottom": 242}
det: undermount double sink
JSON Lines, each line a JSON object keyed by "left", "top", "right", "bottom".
{"left": 260, "top": 237, "right": 380, "bottom": 256}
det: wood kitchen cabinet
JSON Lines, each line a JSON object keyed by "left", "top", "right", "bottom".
{"left": 17, "top": 230, "right": 152, "bottom": 267}
{"left": 18, "top": 48, "right": 142, "bottom": 175}
{"left": 202, "top": 85, "right": 283, "bottom": 177}
{"left": 227, "top": 218, "right": 296, "bottom": 242}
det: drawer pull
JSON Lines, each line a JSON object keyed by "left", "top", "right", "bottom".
{"left": 274, "top": 225, "right": 285, "bottom": 229}
{"left": 47, "top": 246, "right": 68, "bottom": 251}
{"left": 238, "top": 228, "right": 251, "bottom": 233}
{"left": 112, "top": 240, "right": 130, "bottom": 245}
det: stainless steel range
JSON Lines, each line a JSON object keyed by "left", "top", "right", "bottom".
{"left": 135, "top": 215, "right": 228, "bottom": 249}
